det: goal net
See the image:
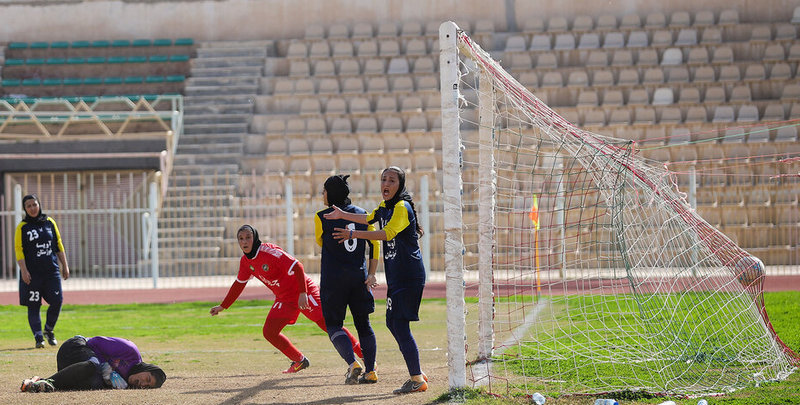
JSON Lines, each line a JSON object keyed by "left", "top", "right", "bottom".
{"left": 439, "top": 21, "right": 797, "bottom": 396}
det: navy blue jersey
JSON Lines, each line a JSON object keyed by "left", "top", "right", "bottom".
{"left": 314, "top": 204, "right": 379, "bottom": 280}
{"left": 15, "top": 217, "right": 65, "bottom": 277}
{"left": 367, "top": 200, "right": 426, "bottom": 289}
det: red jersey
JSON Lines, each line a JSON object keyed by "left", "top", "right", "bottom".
{"left": 221, "top": 242, "right": 314, "bottom": 308}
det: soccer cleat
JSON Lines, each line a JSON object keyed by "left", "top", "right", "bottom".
{"left": 392, "top": 378, "right": 427, "bottom": 394}
{"left": 282, "top": 357, "right": 309, "bottom": 374}
{"left": 35, "top": 337, "right": 45, "bottom": 349}
{"left": 344, "top": 360, "right": 363, "bottom": 385}
{"left": 44, "top": 330, "right": 57, "bottom": 346}
{"left": 358, "top": 370, "right": 378, "bottom": 384}
{"left": 21, "top": 377, "right": 55, "bottom": 393}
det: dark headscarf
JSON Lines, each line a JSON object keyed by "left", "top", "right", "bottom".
{"left": 237, "top": 224, "right": 262, "bottom": 259}
{"left": 382, "top": 166, "right": 412, "bottom": 209}
{"left": 128, "top": 362, "right": 166, "bottom": 388}
{"left": 22, "top": 194, "right": 47, "bottom": 223}
{"left": 324, "top": 174, "right": 351, "bottom": 208}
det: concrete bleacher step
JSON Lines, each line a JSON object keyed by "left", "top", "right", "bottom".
{"left": 158, "top": 245, "right": 222, "bottom": 260}
{"left": 184, "top": 103, "right": 252, "bottom": 115}
{"left": 156, "top": 257, "right": 238, "bottom": 276}
{"left": 184, "top": 94, "right": 253, "bottom": 105}
{"left": 192, "top": 56, "right": 265, "bottom": 69}
{"left": 177, "top": 131, "right": 243, "bottom": 145}
{"left": 173, "top": 153, "right": 242, "bottom": 166}
{"left": 187, "top": 76, "right": 260, "bottom": 87}
{"left": 191, "top": 65, "right": 264, "bottom": 78}
{"left": 170, "top": 163, "right": 240, "bottom": 176}
{"left": 184, "top": 113, "right": 251, "bottom": 125}
{"left": 185, "top": 84, "right": 259, "bottom": 96}
{"left": 197, "top": 43, "right": 273, "bottom": 58}
{"left": 183, "top": 122, "right": 249, "bottom": 134}
{"left": 176, "top": 142, "right": 242, "bottom": 154}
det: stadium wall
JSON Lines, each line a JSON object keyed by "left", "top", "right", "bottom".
{"left": 0, "top": 0, "right": 797, "bottom": 42}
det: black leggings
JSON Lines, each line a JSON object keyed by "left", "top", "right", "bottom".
{"left": 48, "top": 336, "right": 105, "bottom": 390}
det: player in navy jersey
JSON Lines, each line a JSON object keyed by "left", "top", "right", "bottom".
{"left": 14, "top": 194, "right": 70, "bottom": 348}
{"left": 323, "top": 166, "right": 428, "bottom": 394}
{"left": 314, "top": 174, "right": 380, "bottom": 384}
{"left": 210, "top": 225, "right": 363, "bottom": 374}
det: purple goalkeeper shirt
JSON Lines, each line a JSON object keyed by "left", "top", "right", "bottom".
{"left": 86, "top": 336, "right": 143, "bottom": 379}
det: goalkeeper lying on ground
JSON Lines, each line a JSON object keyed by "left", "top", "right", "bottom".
{"left": 20, "top": 335, "right": 166, "bottom": 392}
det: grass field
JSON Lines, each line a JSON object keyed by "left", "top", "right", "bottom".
{"left": 0, "top": 293, "right": 798, "bottom": 404}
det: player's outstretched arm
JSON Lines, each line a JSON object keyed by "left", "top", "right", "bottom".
{"left": 323, "top": 205, "right": 368, "bottom": 224}
{"left": 210, "top": 305, "right": 224, "bottom": 316}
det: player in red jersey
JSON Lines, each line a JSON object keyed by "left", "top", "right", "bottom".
{"left": 210, "top": 224, "right": 362, "bottom": 373}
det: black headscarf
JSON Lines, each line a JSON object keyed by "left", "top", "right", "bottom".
{"left": 382, "top": 166, "right": 412, "bottom": 209}
{"left": 128, "top": 362, "right": 166, "bottom": 388}
{"left": 22, "top": 194, "right": 48, "bottom": 223}
{"left": 324, "top": 174, "right": 351, "bottom": 208}
{"left": 237, "top": 224, "right": 262, "bottom": 259}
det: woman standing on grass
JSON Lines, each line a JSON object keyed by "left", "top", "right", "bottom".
{"left": 210, "top": 225, "right": 363, "bottom": 374}
{"left": 315, "top": 174, "right": 380, "bottom": 385}
{"left": 15, "top": 194, "right": 70, "bottom": 348}
{"left": 324, "top": 166, "right": 428, "bottom": 395}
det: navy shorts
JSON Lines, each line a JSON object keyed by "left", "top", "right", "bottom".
{"left": 320, "top": 271, "right": 375, "bottom": 328}
{"left": 385, "top": 284, "right": 424, "bottom": 323}
{"left": 19, "top": 272, "right": 63, "bottom": 307}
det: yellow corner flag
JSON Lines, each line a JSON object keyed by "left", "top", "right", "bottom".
{"left": 528, "top": 194, "right": 540, "bottom": 230}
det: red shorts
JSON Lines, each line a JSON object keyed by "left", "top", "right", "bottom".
{"left": 266, "top": 285, "right": 324, "bottom": 325}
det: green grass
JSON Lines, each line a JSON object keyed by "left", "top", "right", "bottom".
{"left": 1, "top": 293, "right": 798, "bottom": 404}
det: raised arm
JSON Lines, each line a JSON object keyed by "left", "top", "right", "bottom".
{"left": 323, "top": 205, "right": 369, "bottom": 224}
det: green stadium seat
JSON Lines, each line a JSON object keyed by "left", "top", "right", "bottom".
{"left": 71, "top": 40, "right": 90, "bottom": 48}
{"left": 62, "top": 78, "right": 82, "bottom": 86}
{"left": 132, "top": 39, "right": 151, "bottom": 47}
{"left": 66, "top": 57, "right": 85, "bottom": 64}
{"left": 124, "top": 76, "right": 144, "bottom": 84}
{"left": 1, "top": 79, "right": 22, "bottom": 87}
{"left": 174, "top": 38, "right": 194, "bottom": 46}
{"left": 83, "top": 77, "right": 103, "bottom": 85}
{"left": 4, "top": 58, "right": 25, "bottom": 66}
{"left": 127, "top": 55, "right": 147, "bottom": 63}
{"left": 104, "top": 77, "right": 123, "bottom": 85}
{"left": 22, "top": 78, "right": 42, "bottom": 86}
{"left": 79, "top": 96, "right": 98, "bottom": 103}
{"left": 152, "top": 38, "right": 172, "bottom": 46}
{"left": 8, "top": 42, "right": 28, "bottom": 50}
{"left": 107, "top": 56, "right": 126, "bottom": 64}
{"left": 111, "top": 39, "right": 131, "bottom": 47}
{"left": 165, "top": 75, "right": 186, "bottom": 82}
{"left": 91, "top": 40, "right": 111, "bottom": 48}
{"left": 46, "top": 58, "right": 67, "bottom": 65}
{"left": 30, "top": 42, "right": 49, "bottom": 49}
{"left": 86, "top": 56, "right": 106, "bottom": 64}
{"left": 50, "top": 41, "right": 69, "bottom": 49}
{"left": 148, "top": 55, "right": 169, "bottom": 62}
{"left": 145, "top": 75, "right": 165, "bottom": 83}
{"left": 42, "top": 78, "right": 62, "bottom": 86}
{"left": 25, "top": 58, "right": 45, "bottom": 65}
{"left": 168, "top": 54, "right": 190, "bottom": 62}
{"left": 63, "top": 96, "right": 81, "bottom": 103}
{"left": 142, "top": 94, "right": 159, "bottom": 101}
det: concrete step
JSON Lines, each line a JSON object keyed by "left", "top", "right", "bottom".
{"left": 177, "top": 132, "right": 243, "bottom": 145}
{"left": 191, "top": 65, "right": 264, "bottom": 78}
{"left": 184, "top": 113, "right": 250, "bottom": 124}
{"left": 192, "top": 56, "right": 265, "bottom": 69}
{"left": 185, "top": 84, "right": 259, "bottom": 97}
{"left": 184, "top": 103, "right": 253, "bottom": 115}
{"left": 183, "top": 122, "right": 249, "bottom": 134}
{"left": 184, "top": 94, "right": 254, "bottom": 106}
{"left": 196, "top": 45, "right": 271, "bottom": 58}
{"left": 170, "top": 163, "right": 240, "bottom": 176}
{"left": 187, "top": 76, "right": 260, "bottom": 87}
{"left": 176, "top": 142, "right": 242, "bottom": 154}
{"left": 173, "top": 153, "right": 242, "bottom": 166}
